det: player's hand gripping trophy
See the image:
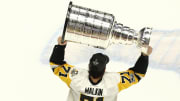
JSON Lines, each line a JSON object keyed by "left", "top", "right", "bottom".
{"left": 61, "top": 1, "right": 152, "bottom": 55}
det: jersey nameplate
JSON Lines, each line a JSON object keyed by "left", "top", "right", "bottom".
{"left": 85, "top": 87, "right": 103, "bottom": 96}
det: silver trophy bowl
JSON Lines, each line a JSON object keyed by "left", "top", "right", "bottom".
{"left": 62, "top": 1, "right": 152, "bottom": 53}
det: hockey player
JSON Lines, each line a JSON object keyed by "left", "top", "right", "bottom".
{"left": 49, "top": 36, "right": 152, "bottom": 101}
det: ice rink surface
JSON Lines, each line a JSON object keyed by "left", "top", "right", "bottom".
{"left": 0, "top": 0, "right": 180, "bottom": 101}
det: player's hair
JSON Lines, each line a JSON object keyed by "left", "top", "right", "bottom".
{"left": 88, "top": 53, "right": 109, "bottom": 78}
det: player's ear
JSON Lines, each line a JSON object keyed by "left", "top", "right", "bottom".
{"left": 104, "top": 55, "right": 109, "bottom": 64}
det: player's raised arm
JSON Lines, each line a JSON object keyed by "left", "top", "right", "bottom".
{"left": 50, "top": 36, "right": 67, "bottom": 65}
{"left": 130, "top": 46, "right": 152, "bottom": 74}
{"left": 117, "top": 46, "right": 152, "bottom": 92}
{"left": 49, "top": 36, "right": 74, "bottom": 87}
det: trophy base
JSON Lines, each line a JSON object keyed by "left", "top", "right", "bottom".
{"left": 139, "top": 27, "right": 152, "bottom": 54}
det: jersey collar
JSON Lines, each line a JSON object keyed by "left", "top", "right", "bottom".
{"left": 89, "top": 76, "right": 102, "bottom": 85}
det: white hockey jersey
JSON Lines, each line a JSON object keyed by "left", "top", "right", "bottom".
{"left": 50, "top": 62, "right": 145, "bottom": 101}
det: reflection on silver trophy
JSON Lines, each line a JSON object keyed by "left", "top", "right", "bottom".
{"left": 62, "top": 1, "right": 152, "bottom": 53}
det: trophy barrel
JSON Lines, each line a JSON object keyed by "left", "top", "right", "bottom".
{"left": 111, "top": 21, "right": 137, "bottom": 45}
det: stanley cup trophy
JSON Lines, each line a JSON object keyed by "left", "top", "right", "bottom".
{"left": 62, "top": 1, "right": 152, "bottom": 53}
